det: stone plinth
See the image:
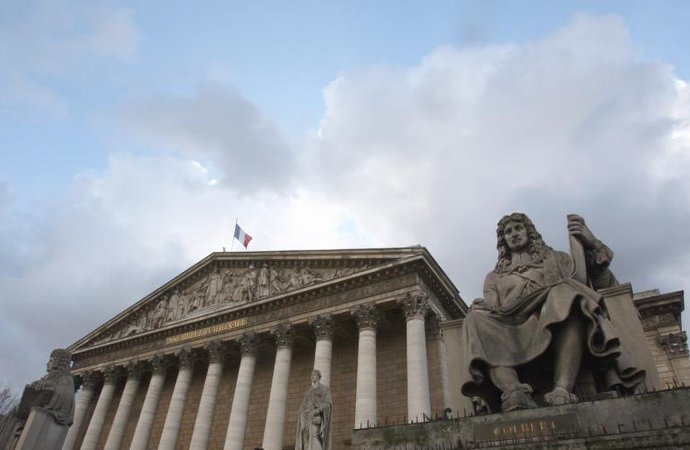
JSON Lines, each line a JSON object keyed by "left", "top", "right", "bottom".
{"left": 15, "top": 408, "right": 69, "bottom": 450}
{"left": 352, "top": 387, "right": 690, "bottom": 449}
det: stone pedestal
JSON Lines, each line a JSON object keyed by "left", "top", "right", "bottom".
{"left": 15, "top": 409, "right": 69, "bottom": 450}
{"left": 352, "top": 387, "right": 690, "bottom": 449}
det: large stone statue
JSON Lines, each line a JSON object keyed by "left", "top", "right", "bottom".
{"left": 0, "top": 349, "right": 75, "bottom": 449}
{"left": 296, "top": 370, "right": 332, "bottom": 450}
{"left": 461, "top": 213, "right": 644, "bottom": 412}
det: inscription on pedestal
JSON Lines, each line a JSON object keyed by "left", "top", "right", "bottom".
{"left": 473, "top": 413, "right": 578, "bottom": 441}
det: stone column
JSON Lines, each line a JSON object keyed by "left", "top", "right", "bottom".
{"left": 426, "top": 315, "right": 452, "bottom": 410}
{"left": 103, "top": 363, "right": 142, "bottom": 450}
{"left": 310, "top": 314, "right": 334, "bottom": 386}
{"left": 80, "top": 367, "right": 120, "bottom": 450}
{"left": 352, "top": 304, "right": 380, "bottom": 428}
{"left": 189, "top": 341, "right": 226, "bottom": 450}
{"left": 158, "top": 349, "right": 196, "bottom": 450}
{"left": 130, "top": 355, "right": 168, "bottom": 450}
{"left": 261, "top": 323, "right": 294, "bottom": 450}
{"left": 223, "top": 333, "right": 258, "bottom": 450}
{"left": 400, "top": 292, "right": 431, "bottom": 422}
{"left": 62, "top": 371, "right": 97, "bottom": 450}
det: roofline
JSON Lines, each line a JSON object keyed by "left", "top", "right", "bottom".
{"left": 68, "top": 246, "right": 463, "bottom": 351}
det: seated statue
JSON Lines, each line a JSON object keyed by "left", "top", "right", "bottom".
{"left": 461, "top": 213, "right": 645, "bottom": 412}
{"left": 0, "top": 349, "right": 75, "bottom": 449}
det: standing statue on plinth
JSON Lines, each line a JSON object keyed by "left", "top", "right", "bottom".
{"left": 296, "top": 370, "right": 332, "bottom": 450}
{"left": 0, "top": 349, "right": 75, "bottom": 449}
{"left": 461, "top": 213, "right": 645, "bottom": 412}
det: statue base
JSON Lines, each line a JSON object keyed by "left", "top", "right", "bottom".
{"left": 15, "top": 408, "right": 69, "bottom": 450}
{"left": 352, "top": 387, "right": 690, "bottom": 449}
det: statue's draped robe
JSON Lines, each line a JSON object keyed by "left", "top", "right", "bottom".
{"left": 461, "top": 248, "right": 644, "bottom": 404}
{"left": 296, "top": 382, "right": 332, "bottom": 450}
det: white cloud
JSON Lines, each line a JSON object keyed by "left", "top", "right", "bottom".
{"left": 2, "top": 13, "right": 690, "bottom": 387}
{"left": 123, "top": 84, "right": 295, "bottom": 192}
{"left": 306, "top": 14, "right": 690, "bottom": 310}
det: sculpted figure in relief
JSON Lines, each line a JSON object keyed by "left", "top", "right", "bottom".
{"left": 148, "top": 300, "right": 167, "bottom": 329}
{"left": 167, "top": 289, "right": 182, "bottom": 321}
{"left": 270, "top": 268, "right": 286, "bottom": 294}
{"left": 461, "top": 213, "right": 644, "bottom": 412}
{"left": 205, "top": 268, "right": 224, "bottom": 305}
{"left": 295, "top": 370, "right": 332, "bottom": 450}
{"left": 257, "top": 264, "right": 270, "bottom": 299}
{"left": 300, "top": 268, "right": 323, "bottom": 286}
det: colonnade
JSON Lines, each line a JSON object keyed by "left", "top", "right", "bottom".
{"left": 63, "top": 294, "right": 451, "bottom": 450}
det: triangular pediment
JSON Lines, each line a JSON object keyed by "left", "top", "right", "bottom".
{"left": 71, "top": 247, "right": 435, "bottom": 352}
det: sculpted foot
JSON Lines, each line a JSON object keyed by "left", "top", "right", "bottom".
{"left": 501, "top": 383, "right": 538, "bottom": 412}
{"left": 544, "top": 386, "right": 578, "bottom": 406}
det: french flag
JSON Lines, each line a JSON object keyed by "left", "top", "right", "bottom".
{"left": 233, "top": 223, "right": 253, "bottom": 249}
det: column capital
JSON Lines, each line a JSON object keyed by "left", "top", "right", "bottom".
{"left": 205, "top": 340, "right": 226, "bottom": 364}
{"left": 126, "top": 361, "right": 145, "bottom": 380}
{"left": 399, "top": 291, "right": 429, "bottom": 321}
{"left": 237, "top": 332, "right": 258, "bottom": 356}
{"left": 271, "top": 323, "right": 294, "bottom": 348}
{"left": 352, "top": 304, "right": 380, "bottom": 331}
{"left": 102, "top": 366, "right": 121, "bottom": 385}
{"left": 150, "top": 354, "right": 169, "bottom": 375}
{"left": 425, "top": 315, "right": 443, "bottom": 340}
{"left": 309, "top": 314, "right": 334, "bottom": 340}
{"left": 176, "top": 348, "right": 197, "bottom": 370}
{"left": 80, "top": 370, "right": 98, "bottom": 389}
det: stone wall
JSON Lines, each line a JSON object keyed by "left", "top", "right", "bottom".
{"left": 352, "top": 387, "right": 690, "bottom": 449}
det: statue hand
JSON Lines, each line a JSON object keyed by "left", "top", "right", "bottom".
{"left": 470, "top": 298, "right": 493, "bottom": 312}
{"left": 567, "top": 214, "right": 597, "bottom": 249}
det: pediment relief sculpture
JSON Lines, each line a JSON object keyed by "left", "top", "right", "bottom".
{"left": 90, "top": 262, "right": 370, "bottom": 346}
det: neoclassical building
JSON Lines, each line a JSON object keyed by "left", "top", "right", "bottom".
{"left": 62, "top": 247, "right": 688, "bottom": 450}
{"left": 63, "top": 248, "right": 468, "bottom": 450}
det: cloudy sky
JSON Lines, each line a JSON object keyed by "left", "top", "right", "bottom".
{"left": 1, "top": 0, "right": 690, "bottom": 388}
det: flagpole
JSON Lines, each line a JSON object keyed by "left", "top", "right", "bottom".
{"left": 231, "top": 217, "right": 238, "bottom": 252}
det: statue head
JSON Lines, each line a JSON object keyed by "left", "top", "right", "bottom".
{"left": 311, "top": 369, "right": 322, "bottom": 384}
{"left": 47, "top": 348, "right": 72, "bottom": 373}
{"left": 495, "top": 213, "right": 552, "bottom": 274}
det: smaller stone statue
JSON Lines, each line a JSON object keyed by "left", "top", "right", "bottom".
{"left": 295, "top": 370, "right": 332, "bottom": 450}
{"left": 0, "top": 349, "right": 75, "bottom": 450}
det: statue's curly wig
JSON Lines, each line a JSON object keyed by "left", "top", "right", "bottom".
{"left": 495, "top": 213, "right": 552, "bottom": 274}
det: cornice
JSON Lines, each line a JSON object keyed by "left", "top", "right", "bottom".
{"left": 70, "top": 251, "right": 464, "bottom": 362}
{"left": 635, "top": 290, "right": 684, "bottom": 321}
{"left": 68, "top": 248, "right": 429, "bottom": 352}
